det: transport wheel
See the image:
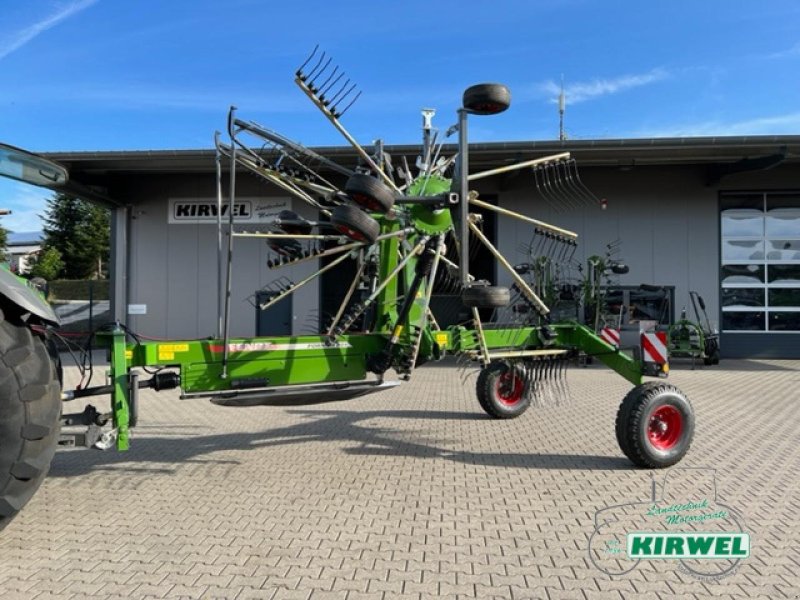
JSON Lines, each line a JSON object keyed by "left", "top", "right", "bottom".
{"left": 461, "top": 285, "right": 511, "bottom": 309}
{"left": 615, "top": 382, "right": 694, "bottom": 468}
{"left": 0, "top": 308, "right": 62, "bottom": 532}
{"left": 344, "top": 174, "right": 395, "bottom": 213}
{"left": 463, "top": 83, "right": 511, "bottom": 115}
{"left": 331, "top": 204, "right": 380, "bottom": 244}
{"left": 476, "top": 361, "right": 531, "bottom": 419}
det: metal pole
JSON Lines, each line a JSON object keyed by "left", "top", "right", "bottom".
{"left": 221, "top": 108, "right": 238, "bottom": 378}
{"left": 457, "top": 109, "right": 469, "bottom": 287}
{"left": 214, "top": 132, "right": 223, "bottom": 338}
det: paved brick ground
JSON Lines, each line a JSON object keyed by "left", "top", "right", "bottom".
{"left": 0, "top": 358, "right": 798, "bottom": 599}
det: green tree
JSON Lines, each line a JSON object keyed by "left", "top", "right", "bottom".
{"left": 28, "top": 247, "right": 64, "bottom": 281}
{"left": 0, "top": 218, "right": 8, "bottom": 263}
{"left": 40, "top": 193, "right": 109, "bottom": 279}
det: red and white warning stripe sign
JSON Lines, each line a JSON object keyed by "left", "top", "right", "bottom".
{"left": 641, "top": 331, "right": 668, "bottom": 364}
{"left": 600, "top": 327, "right": 620, "bottom": 348}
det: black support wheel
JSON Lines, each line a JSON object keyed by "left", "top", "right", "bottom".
{"left": 461, "top": 285, "right": 511, "bottom": 309}
{"left": 463, "top": 83, "right": 511, "bottom": 115}
{"left": 344, "top": 174, "right": 395, "bottom": 213}
{"left": 331, "top": 204, "right": 380, "bottom": 244}
{"left": 615, "top": 382, "right": 694, "bottom": 468}
{"left": 476, "top": 361, "right": 531, "bottom": 419}
{"left": 0, "top": 309, "right": 62, "bottom": 532}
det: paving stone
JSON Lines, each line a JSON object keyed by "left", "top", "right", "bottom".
{"left": 0, "top": 358, "right": 794, "bottom": 599}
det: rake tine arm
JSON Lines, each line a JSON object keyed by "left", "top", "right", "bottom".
{"left": 295, "top": 44, "right": 319, "bottom": 78}
{"left": 335, "top": 90, "right": 362, "bottom": 118}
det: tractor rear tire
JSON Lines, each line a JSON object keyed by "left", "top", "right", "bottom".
{"left": 476, "top": 362, "right": 531, "bottom": 419}
{"left": 344, "top": 174, "right": 395, "bottom": 213}
{"left": 331, "top": 204, "right": 380, "bottom": 244}
{"left": 0, "top": 310, "right": 62, "bottom": 532}
{"left": 615, "top": 382, "right": 694, "bottom": 468}
{"left": 461, "top": 285, "right": 511, "bottom": 309}
{"left": 463, "top": 83, "right": 511, "bottom": 115}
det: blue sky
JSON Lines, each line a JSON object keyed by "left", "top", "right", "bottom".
{"left": 1, "top": 0, "right": 799, "bottom": 231}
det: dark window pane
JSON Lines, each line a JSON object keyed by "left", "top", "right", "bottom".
{"left": 768, "top": 265, "right": 800, "bottom": 284}
{"left": 721, "top": 264, "right": 764, "bottom": 284}
{"left": 769, "top": 288, "right": 800, "bottom": 307}
{"left": 722, "top": 311, "right": 765, "bottom": 331}
{"left": 768, "top": 312, "right": 800, "bottom": 331}
{"left": 722, "top": 239, "right": 763, "bottom": 260}
{"left": 766, "top": 194, "right": 800, "bottom": 210}
{"left": 721, "top": 288, "right": 764, "bottom": 308}
{"left": 766, "top": 240, "right": 800, "bottom": 261}
{"left": 721, "top": 194, "right": 763, "bottom": 211}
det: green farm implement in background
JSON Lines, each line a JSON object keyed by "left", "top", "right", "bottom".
{"left": 668, "top": 291, "right": 721, "bottom": 367}
{"left": 0, "top": 47, "right": 697, "bottom": 533}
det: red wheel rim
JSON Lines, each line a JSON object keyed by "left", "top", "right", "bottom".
{"left": 351, "top": 193, "right": 380, "bottom": 211}
{"left": 648, "top": 405, "right": 683, "bottom": 450}
{"left": 495, "top": 370, "right": 524, "bottom": 406}
{"left": 335, "top": 224, "right": 366, "bottom": 241}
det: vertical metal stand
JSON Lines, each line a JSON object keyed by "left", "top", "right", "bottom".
{"left": 221, "top": 108, "right": 238, "bottom": 378}
{"left": 456, "top": 109, "right": 470, "bottom": 286}
{"left": 214, "top": 131, "right": 224, "bottom": 339}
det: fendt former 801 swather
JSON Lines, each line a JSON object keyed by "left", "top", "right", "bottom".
{"left": 0, "top": 48, "right": 695, "bottom": 532}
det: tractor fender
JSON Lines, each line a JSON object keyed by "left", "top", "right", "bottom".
{"left": 0, "top": 267, "right": 59, "bottom": 325}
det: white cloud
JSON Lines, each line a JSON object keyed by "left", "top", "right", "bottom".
{"left": 632, "top": 112, "right": 800, "bottom": 138}
{"left": 538, "top": 68, "right": 669, "bottom": 104}
{"left": 766, "top": 42, "right": 800, "bottom": 59}
{"left": 0, "top": 0, "right": 99, "bottom": 62}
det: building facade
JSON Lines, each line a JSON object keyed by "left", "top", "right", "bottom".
{"left": 45, "top": 135, "right": 800, "bottom": 358}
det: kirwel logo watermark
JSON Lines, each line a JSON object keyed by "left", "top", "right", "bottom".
{"left": 588, "top": 467, "right": 749, "bottom": 580}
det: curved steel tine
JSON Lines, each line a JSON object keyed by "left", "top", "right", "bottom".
{"left": 335, "top": 88, "right": 361, "bottom": 118}
{"left": 547, "top": 162, "right": 570, "bottom": 210}
{"left": 546, "top": 162, "right": 575, "bottom": 210}
{"left": 562, "top": 160, "right": 590, "bottom": 206}
{"left": 327, "top": 78, "right": 352, "bottom": 107}
{"left": 555, "top": 161, "right": 580, "bottom": 211}
{"left": 533, "top": 166, "right": 557, "bottom": 212}
{"left": 540, "top": 165, "right": 563, "bottom": 213}
{"left": 296, "top": 45, "right": 319, "bottom": 78}
{"left": 307, "top": 56, "right": 333, "bottom": 91}
{"left": 571, "top": 159, "right": 600, "bottom": 206}
{"left": 319, "top": 70, "right": 344, "bottom": 101}
{"left": 316, "top": 65, "right": 340, "bottom": 96}
{"left": 303, "top": 51, "right": 327, "bottom": 84}
{"left": 330, "top": 81, "right": 357, "bottom": 114}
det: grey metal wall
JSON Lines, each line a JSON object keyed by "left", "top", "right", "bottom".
{"left": 120, "top": 174, "right": 320, "bottom": 340}
{"left": 493, "top": 162, "right": 800, "bottom": 358}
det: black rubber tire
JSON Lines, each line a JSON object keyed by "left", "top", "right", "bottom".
{"left": 344, "top": 174, "right": 395, "bottom": 213}
{"left": 476, "top": 362, "right": 531, "bottom": 419}
{"left": 331, "top": 204, "right": 380, "bottom": 244}
{"left": 461, "top": 285, "right": 511, "bottom": 309}
{"left": 463, "top": 83, "right": 511, "bottom": 115}
{"left": 0, "top": 310, "right": 62, "bottom": 532}
{"left": 615, "top": 382, "right": 694, "bottom": 469}
{"left": 276, "top": 210, "right": 312, "bottom": 235}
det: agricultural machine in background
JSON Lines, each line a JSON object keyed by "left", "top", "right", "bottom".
{"left": 0, "top": 48, "right": 696, "bottom": 533}
{"left": 668, "top": 291, "right": 720, "bottom": 367}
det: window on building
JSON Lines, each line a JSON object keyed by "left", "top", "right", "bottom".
{"left": 721, "top": 192, "right": 800, "bottom": 332}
